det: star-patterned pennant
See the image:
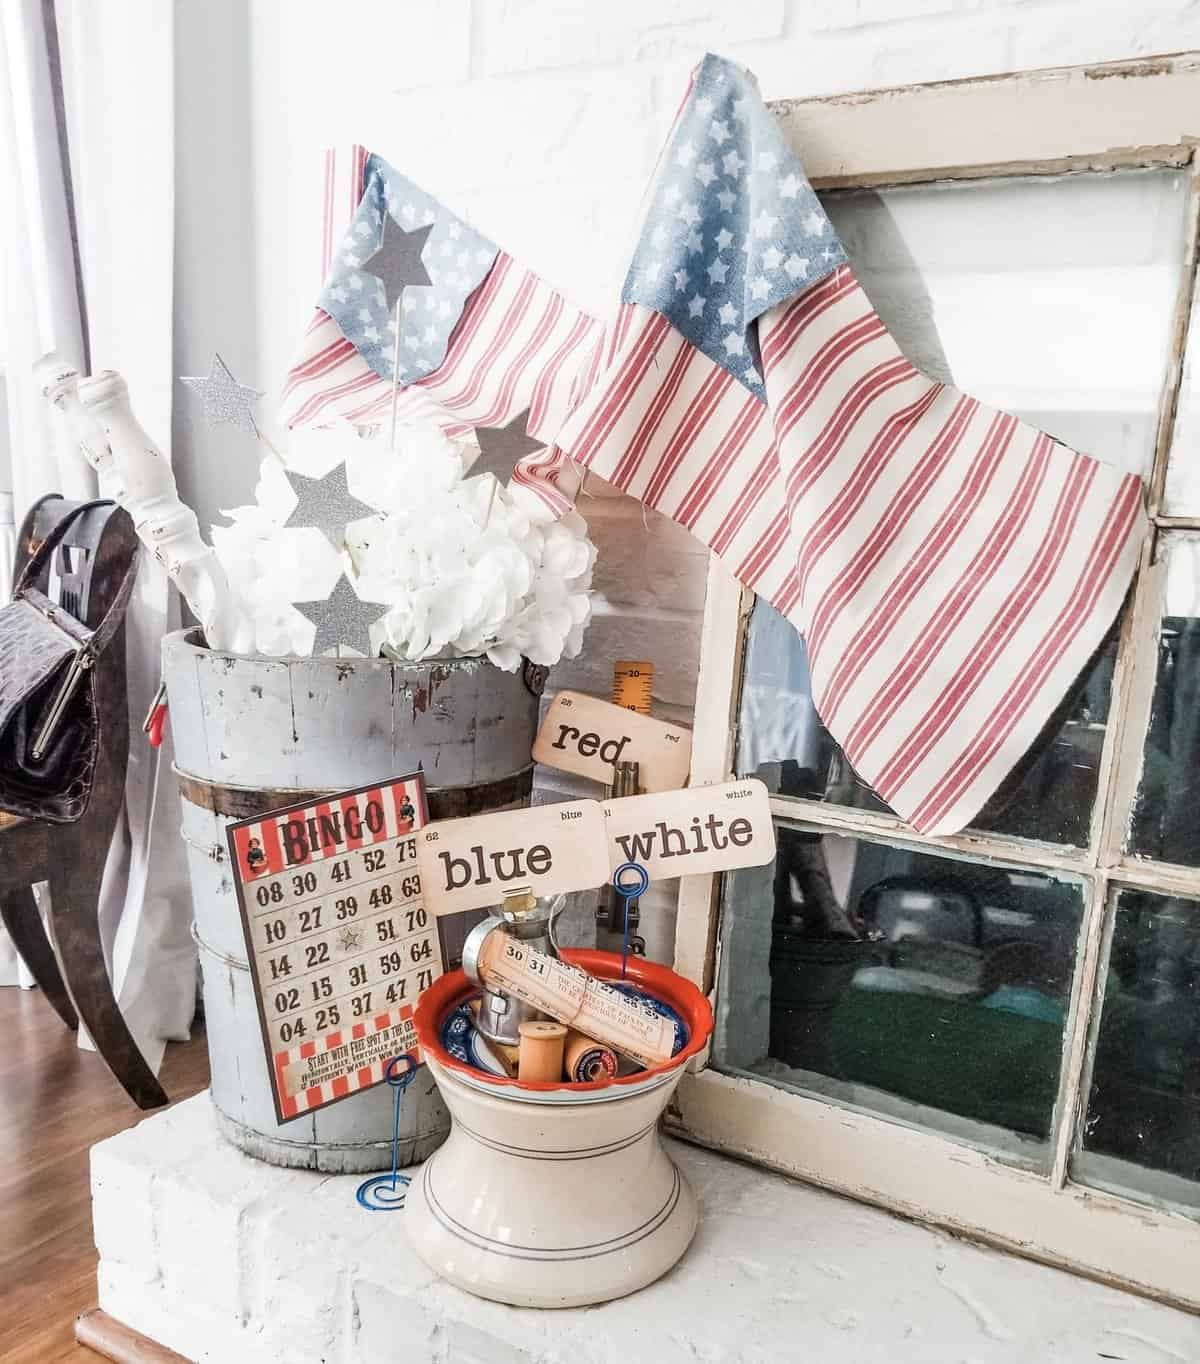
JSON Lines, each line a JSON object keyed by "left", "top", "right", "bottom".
{"left": 318, "top": 157, "right": 498, "bottom": 385}
{"left": 181, "top": 354, "right": 264, "bottom": 434}
{"left": 293, "top": 573, "right": 389, "bottom": 656}
{"left": 466, "top": 408, "right": 545, "bottom": 484}
{"left": 282, "top": 461, "right": 377, "bottom": 551}
{"left": 622, "top": 53, "right": 847, "bottom": 398}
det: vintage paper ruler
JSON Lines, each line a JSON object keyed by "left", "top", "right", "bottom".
{"left": 226, "top": 774, "right": 441, "bottom": 1123}
{"left": 611, "top": 659, "right": 654, "bottom": 714}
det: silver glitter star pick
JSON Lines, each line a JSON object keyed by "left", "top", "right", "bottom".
{"left": 282, "top": 461, "right": 377, "bottom": 551}
{"left": 180, "top": 354, "right": 264, "bottom": 434}
{"left": 364, "top": 217, "right": 433, "bottom": 313}
{"left": 467, "top": 408, "right": 545, "bottom": 483}
{"left": 293, "top": 573, "right": 390, "bottom": 656}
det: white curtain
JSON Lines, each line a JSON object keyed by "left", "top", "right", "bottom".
{"left": 0, "top": 0, "right": 91, "bottom": 991}
{"left": 0, "top": 0, "right": 195, "bottom": 1066}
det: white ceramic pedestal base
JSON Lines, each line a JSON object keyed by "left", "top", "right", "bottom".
{"left": 405, "top": 1054, "right": 698, "bottom": 1308}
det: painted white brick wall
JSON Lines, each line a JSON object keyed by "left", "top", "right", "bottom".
{"left": 91, "top": 1095, "right": 1200, "bottom": 1363}
{"left": 171, "top": 0, "right": 1200, "bottom": 955}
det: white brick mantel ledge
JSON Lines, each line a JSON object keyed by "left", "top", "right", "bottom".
{"left": 91, "top": 1093, "right": 1199, "bottom": 1364}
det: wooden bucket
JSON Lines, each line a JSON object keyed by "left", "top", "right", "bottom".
{"left": 163, "top": 628, "right": 540, "bottom": 1172}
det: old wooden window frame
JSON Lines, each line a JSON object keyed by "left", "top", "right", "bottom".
{"left": 668, "top": 51, "right": 1200, "bottom": 1310}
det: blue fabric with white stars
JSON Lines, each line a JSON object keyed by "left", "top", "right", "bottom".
{"left": 319, "top": 154, "right": 499, "bottom": 384}
{"left": 623, "top": 53, "right": 848, "bottom": 398}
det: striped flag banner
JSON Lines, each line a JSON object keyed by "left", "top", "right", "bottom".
{"left": 554, "top": 54, "right": 1145, "bottom": 836}
{"left": 279, "top": 56, "right": 1145, "bottom": 836}
{"left": 280, "top": 146, "right": 601, "bottom": 517}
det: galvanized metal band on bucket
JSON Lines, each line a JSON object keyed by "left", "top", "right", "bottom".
{"left": 173, "top": 763, "right": 534, "bottom": 830}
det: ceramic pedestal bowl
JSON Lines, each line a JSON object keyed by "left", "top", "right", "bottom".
{"left": 406, "top": 949, "right": 713, "bottom": 1308}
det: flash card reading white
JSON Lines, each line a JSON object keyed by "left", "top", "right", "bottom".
{"left": 603, "top": 778, "right": 775, "bottom": 882}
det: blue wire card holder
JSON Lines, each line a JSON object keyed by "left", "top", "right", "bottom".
{"left": 356, "top": 1052, "right": 419, "bottom": 1210}
{"left": 612, "top": 860, "right": 649, "bottom": 978}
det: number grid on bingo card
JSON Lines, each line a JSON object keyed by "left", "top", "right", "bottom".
{"left": 225, "top": 773, "right": 444, "bottom": 1123}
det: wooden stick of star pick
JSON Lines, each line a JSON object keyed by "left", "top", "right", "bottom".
{"left": 389, "top": 298, "right": 404, "bottom": 450}
{"left": 250, "top": 417, "right": 283, "bottom": 462}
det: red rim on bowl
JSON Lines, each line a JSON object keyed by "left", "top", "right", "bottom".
{"left": 413, "top": 949, "right": 714, "bottom": 1094}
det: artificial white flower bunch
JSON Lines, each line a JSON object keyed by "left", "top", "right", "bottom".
{"left": 210, "top": 423, "right": 595, "bottom": 670}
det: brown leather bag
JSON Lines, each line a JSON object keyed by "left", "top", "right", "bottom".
{"left": 0, "top": 501, "right": 138, "bottom": 823}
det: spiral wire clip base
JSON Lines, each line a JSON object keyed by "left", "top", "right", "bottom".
{"left": 355, "top": 1052, "right": 419, "bottom": 1211}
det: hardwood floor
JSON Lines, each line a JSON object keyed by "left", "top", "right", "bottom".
{"left": 0, "top": 987, "right": 209, "bottom": 1364}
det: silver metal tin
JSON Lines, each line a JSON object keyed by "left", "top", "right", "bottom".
{"left": 462, "top": 899, "right": 567, "bottom": 1047}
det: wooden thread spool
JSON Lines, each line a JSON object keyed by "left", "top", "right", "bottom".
{"left": 564, "top": 1029, "right": 618, "bottom": 1083}
{"left": 517, "top": 1020, "right": 567, "bottom": 1083}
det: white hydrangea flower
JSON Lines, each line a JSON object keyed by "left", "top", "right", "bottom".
{"left": 211, "top": 423, "right": 594, "bottom": 669}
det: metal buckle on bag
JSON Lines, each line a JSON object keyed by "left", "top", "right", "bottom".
{"left": 31, "top": 646, "right": 93, "bottom": 760}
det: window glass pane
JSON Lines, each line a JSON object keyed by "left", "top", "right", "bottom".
{"left": 1074, "top": 888, "right": 1200, "bottom": 1213}
{"left": 1129, "top": 534, "right": 1200, "bottom": 866}
{"left": 715, "top": 824, "right": 1084, "bottom": 1162}
{"left": 737, "top": 597, "right": 1116, "bottom": 846}
{"left": 824, "top": 167, "right": 1189, "bottom": 482}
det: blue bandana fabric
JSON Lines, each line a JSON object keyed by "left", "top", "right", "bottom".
{"left": 318, "top": 155, "right": 499, "bottom": 385}
{"left": 622, "top": 53, "right": 847, "bottom": 399}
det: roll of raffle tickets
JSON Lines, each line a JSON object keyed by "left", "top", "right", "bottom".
{"left": 471, "top": 929, "right": 676, "bottom": 1068}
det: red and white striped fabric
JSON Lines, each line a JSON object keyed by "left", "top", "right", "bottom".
{"left": 554, "top": 268, "right": 1145, "bottom": 835}
{"left": 280, "top": 145, "right": 602, "bottom": 518}
{"left": 229, "top": 778, "right": 421, "bottom": 876}
{"left": 273, "top": 1006, "right": 419, "bottom": 1119}
{"left": 280, "top": 138, "right": 1145, "bottom": 836}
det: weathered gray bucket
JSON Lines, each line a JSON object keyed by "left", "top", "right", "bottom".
{"left": 163, "top": 627, "right": 539, "bottom": 1172}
